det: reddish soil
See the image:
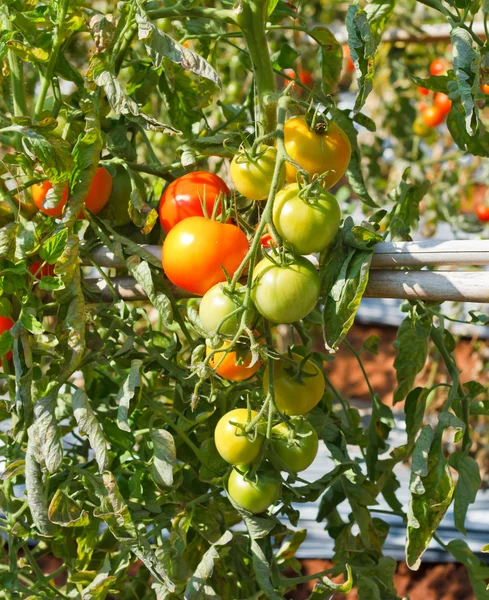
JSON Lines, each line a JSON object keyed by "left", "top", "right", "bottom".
{"left": 290, "top": 560, "right": 476, "bottom": 599}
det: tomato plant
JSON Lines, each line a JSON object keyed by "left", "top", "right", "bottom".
{"left": 2, "top": 0, "right": 489, "bottom": 597}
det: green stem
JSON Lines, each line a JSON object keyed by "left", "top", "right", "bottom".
{"left": 34, "top": 0, "right": 70, "bottom": 120}
{"left": 236, "top": 0, "right": 276, "bottom": 133}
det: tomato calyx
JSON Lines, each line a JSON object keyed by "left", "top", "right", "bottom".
{"left": 305, "top": 101, "right": 333, "bottom": 135}
{"left": 281, "top": 349, "right": 319, "bottom": 385}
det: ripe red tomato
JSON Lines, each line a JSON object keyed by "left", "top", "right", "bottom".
{"left": 283, "top": 69, "right": 313, "bottom": 87}
{"left": 263, "top": 353, "right": 325, "bottom": 416}
{"left": 227, "top": 467, "right": 281, "bottom": 514}
{"left": 29, "top": 262, "right": 55, "bottom": 279}
{"left": 214, "top": 409, "right": 263, "bottom": 465}
{"left": 207, "top": 339, "right": 261, "bottom": 382}
{"left": 271, "top": 419, "right": 319, "bottom": 473}
{"left": 430, "top": 58, "right": 448, "bottom": 76}
{"left": 418, "top": 86, "right": 430, "bottom": 96}
{"left": 32, "top": 167, "right": 112, "bottom": 218}
{"left": 343, "top": 45, "right": 355, "bottom": 73}
{"left": 422, "top": 105, "right": 446, "bottom": 128}
{"left": 159, "top": 172, "right": 230, "bottom": 233}
{"left": 476, "top": 205, "right": 489, "bottom": 222}
{"left": 162, "top": 217, "right": 249, "bottom": 296}
{"left": 0, "top": 315, "right": 14, "bottom": 361}
{"left": 284, "top": 115, "right": 351, "bottom": 189}
{"left": 434, "top": 93, "right": 452, "bottom": 115}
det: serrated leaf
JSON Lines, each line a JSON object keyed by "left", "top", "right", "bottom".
{"left": 151, "top": 429, "right": 176, "bottom": 488}
{"left": 116, "top": 359, "right": 142, "bottom": 432}
{"left": 184, "top": 531, "right": 232, "bottom": 599}
{"left": 39, "top": 228, "right": 68, "bottom": 264}
{"left": 449, "top": 452, "right": 481, "bottom": 535}
{"left": 48, "top": 489, "right": 90, "bottom": 527}
{"left": 73, "top": 390, "right": 109, "bottom": 473}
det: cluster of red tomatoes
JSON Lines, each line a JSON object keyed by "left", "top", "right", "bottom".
{"left": 159, "top": 113, "right": 351, "bottom": 512}
{"left": 415, "top": 59, "right": 452, "bottom": 134}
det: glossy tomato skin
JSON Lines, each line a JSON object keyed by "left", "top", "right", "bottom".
{"left": 263, "top": 353, "right": 325, "bottom": 416}
{"left": 481, "top": 83, "right": 489, "bottom": 94}
{"left": 214, "top": 408, "right": 263, "bottom": 465}
{"left": 430, "top": 58, "right": 448, "bottom": 76}
{"left": 207, "top": 340, "right": 261, "bottom": 381}
{"left": 272, "top": 183, "right": 341, "bottom": 255}
{"left": 162, "top": 217, "right": 249, "bottom": 296}
{"left": 230, "top": 146, "right": 284, "bottom": 201}
{"left": 271, "top": 419, "right": 319, "bottom": 472}
{"left": 199, "top": 283, "right": 255, "bottom": 336}
{"left": 434, "top": 93, "right": 452, "bottom": 115}
{"left": 476, "top": 205, "right": 489, "bottom": 222}
{"left": 422, "top": 105, "right": 446, "bottom": 128}
{"left": 251, "top": 256, "right": 320, "bottom": 323}
{"left": 284, "top": 116, "right": 351, "bottom": 189}
{"left": 83, "top": 167, "right": 112, "bottom": 215}
{"left": 343, "top": 45, "right": 355, "bottom": 73}
{"left": 227, "top": 467, "right": 281, "bottom": 514}
{"left": 413, "top": 117, "right": 432, "bottom": 137}
{"left": 283, "top": 69, "right": 313, "bottom": 87}
{"left": 418, "top": 86, "right": 430, "bottom": 96}
{"left": 159, "top": 172, "right": 230, "bottom": 233}
{"left": 32, "top": 167, "right": 112, "bottom": 218}
{"left": 32, "top": 181, "right": 68, "bottom": 217}
{"left": 29, "top": 262, "right": 55, "bottom": 279}
{"left": 0, "top": 315, "right": 14, "bottom": 361}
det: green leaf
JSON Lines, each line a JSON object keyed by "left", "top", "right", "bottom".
{"left": 354, "top": 558, "right": 400, "bottom": 600}
{"left": 6, "top": 40, "right": 49, "bottom": 62}
{"left": 136, "top": 10, "right": 221, "bottom": 89}
{"left": 116, "top": 359, "right": 142, "bottom": 432}
{"left": 25, "top": 424, "right": 56, "bottom": 536}
{"left": 450, "top": 27, "right": 478, "bottom": 135}
{"left": 405, "top": 387, "right": 430, "bottom": 447}
{"left": 251, "top": 538, "right": 283, "bottom": 600}
{"left": 446, "top": 540, "right": 489, "bottom": 598}
{"left": 388, "top": 169, "right": 430, "bottom": 241}
{"left": 406, "top": 442, "right": 454, "bottom": 570}
{"left": 346, "top": 6, "right": 375, "bottom": 111}
{"left": 19, "top": 310, "right": 44, "bottom": 335}
{"left": 151, "top": 429, "right": 176, "bottom": 488}
{"left": 48, "top": 489, "right": 90, "bottom": 527}
{"left": 89, "top": 55, "right": 181, "bottom": 135}
{"left": 39, "top": 227, "right": 68, "bottom": 264}
{"left": 449, "top": 451, "right": 481, "bottom": 535}
{"left": 366, "top": 395, "right": 395, "bottom": 480}
{"left": 393, "top": 308, "right": 431, "bottom": 403}
{"left": 333, "top": 109, "right": 378, "bottom": 208}
{"left": 127, "top": 257, "right": 173, "bottom": 325}
{"left": 1, "top": 459, "right": 25, "bottom": 481}
{"left": 271, "top": 43, "right": 300, "bottom": 69}
{"left": 73, "top": 390, "right": 109, "bottom": 473}
{"left": 34, "top": 395, "right": 63, "bottom": 474}
{"left": 184, "top": 531, "right": 232, "bottom": 599}
{"left": 364, "top": 0, "right": 397, "bottom": 43}
{"left": 79, "top": 555, "right": 116, "bottom": 600}
{"left": 309, "top": 27, "right": 342, "bottom": 93}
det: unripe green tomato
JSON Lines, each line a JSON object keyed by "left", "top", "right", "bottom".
{"left": 214, "top": 409, "right": 263, "bottom": 465}
{"left": 227, "top": 467, "right": 281, "bottom": 513}
{"left": 230, "top": 146, "right": 285, "bottom": 201}
{"left": 251, "top": 256, "right": 320, "bottom": 323}
{"left": 273, "top": 183, "right": 341, "bottom": 254}
{"left": 271, "top": 419, "right": 319, "bottom": 472}
{"left": 199, "top": 283, "right": 255, "bottom": 336}
{"left": 263, "top": 353, "right": 325, "bottom": 416}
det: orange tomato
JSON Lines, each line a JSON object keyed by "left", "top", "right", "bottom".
{"left": 29, "top": 262, "right": 55, "bottom": 279}
{"left": 422, "top": 105, "right": 446, "bottom": 128}
{"left": 32, "top": 167, "right": 112, "bottom": 218}
{"left": 476, "top": 205, "right": 489, "bottom": 222}
{"left": 430, "top": 58, "right": 448, "bottom": 76}
{"left": 481, "top": 83, "right": 489, "bottom": 94}
{"left": 418, "top": 86, "right": 430, "bottom": 96}
{"left": 32, "top": 181, "right": 68, "bottom": 217}
{"left": 159, "top": 172, "right": 229, "bottom": 233}
{"left": 342, "top": 45, "right": 355, "bottom": 73}
{"left": 284, "top": 116, "right": 351, "bottom": 189}
{"left": 0, "top": 315, "right": 14, "bottom": 362}
{"left": 162, "top": 217, "right": 249, "bottom": 296}
{"left": 207, "top": 340, "right": 261, "bottom": 381}
{"left": 434, "top": 92, "right": 452, "bottom": 115}
{"left": 283, "top": 68, "right": 313, "bottom": 87}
